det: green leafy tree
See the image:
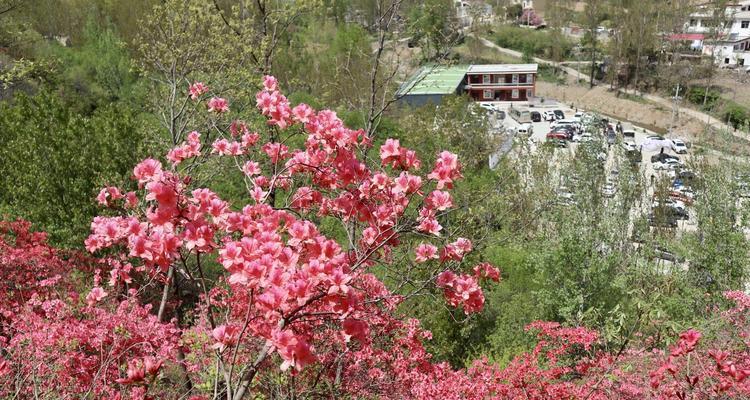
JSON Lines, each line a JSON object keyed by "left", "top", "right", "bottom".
{"left": 0, "top": 91, "right": 150, "bottom": 246}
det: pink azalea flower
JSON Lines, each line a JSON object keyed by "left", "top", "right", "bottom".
{"left": 263, "top": 75, "right": 278, "bottom": 91}
{"left": 86, "top": 286, "right": 108, "bottom": 306}
{"left": 189, "top": 81, "right": 208, "bottom": 100}
{"left": 207, "top": 97, "right": 229, "bottom": 113}
{"left": 415, "top": 243, "right": 439, "bottom": 263}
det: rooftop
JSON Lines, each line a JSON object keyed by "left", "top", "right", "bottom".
{"left": 396, "top": 64, "right": 468, "bottom": 96}
{"left": 467, "top": 64, "right": 539, "bottom": 74}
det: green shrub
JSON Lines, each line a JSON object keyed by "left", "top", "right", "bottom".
{"left": 686, "top": 86, "right": 720, "bottom": 110}
{"left": 492, "top": 25, "right": 574, "bottom": 60}
{"left": 723, "top": 103, "right": 749, "bottom": 129}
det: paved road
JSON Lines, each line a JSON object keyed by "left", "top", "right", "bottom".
{"left": 471, "top": 35, "right": 581, "bottom": 80}
{"left": 473, "top": 35, "right": 741, "bottom": 138}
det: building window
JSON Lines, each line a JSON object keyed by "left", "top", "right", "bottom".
{"left": 743, "top": 21, "right": 750, "bottom": 29}
{"left": 512, "top": 74, "right": 519, "bottom": 84}
{"left": 512, "top": 89, "right": 519, "bottom": 99}
{"left": 482, "top": 74, "right": 490, "bottom": 84}
{"left": 689, "top": 19, "right": 696, "bottom": 27}
{"left": 526, "top": 89, "right": 533, "bottom": 98}
{"left": 526, "top": 73, "right": 533, "bottom": 83}
{"left": 725, "top": 58, "right": 730, "bottom": 64}
{"left": 483, "top": 89, "right": 493, "bottom": 99}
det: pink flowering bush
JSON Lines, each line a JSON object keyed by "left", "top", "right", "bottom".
{"left": 3, "top": 75, "right": 750, "bottom": 399}
{"left": 78, "top": 76, "right": 498, "bottom": 398}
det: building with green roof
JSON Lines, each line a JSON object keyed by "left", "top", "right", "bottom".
{"left": 396, "top": 64, "right": 468, "bottom": 107}
{"left": 397, "top": 63, "right": 539, "bottom": 106}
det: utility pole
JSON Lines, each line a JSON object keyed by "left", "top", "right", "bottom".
{"left": 670, "top": 83, "right": 680, "bottom": 135}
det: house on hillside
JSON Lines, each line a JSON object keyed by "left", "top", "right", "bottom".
{"left": 455, "top": 0, "right": 494, "bottom": 28}
{"left": 511, "top": 0, "right": 534, "bottom": 9}
{"left": 396, "top": 64, "right": 538, "bottom": 106}
{"left": 464, "top": 64, "right": 538, "bottom": 101}
{"left": 680, "top": 1, "right": 750, "bottom": 66}
{"left": 395, "top": 65, "right": 468, "bottom": 107}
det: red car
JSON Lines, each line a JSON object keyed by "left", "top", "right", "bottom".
{"left": 546, "top": 131, "right": 568, "bottom": 141}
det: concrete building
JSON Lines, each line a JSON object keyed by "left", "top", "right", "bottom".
{"left": 455, "top": 0, "right": 494, "bottom": 28}
{"left": 683, "top": 1, "right": 750, "bottom": 66}
{"left": 397, "top": 64, "right": 539, "bottom": 106}
{"left": 464, "top": 64, "right": 538, "bottom": 101}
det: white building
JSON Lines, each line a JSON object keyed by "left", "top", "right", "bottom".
{"left": 455, "top": 0, "right": 494, "bottom": 27}
{"left": 685, "top": 1, "right": 750, "bottom": 66}
{"left": 510, "top": 0, "right": 534, "bottom": 9}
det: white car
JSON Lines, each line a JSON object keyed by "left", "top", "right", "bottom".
{"left": 543, "top": 110, "right": 557, "bottom": 121}
{"left": 572, "top": 132, "right": 593, "bottom": 142}
{"left": 478, "top": 103, "right": 495, "bottom": 113}
{"left": 671, "top": 139, "right": 688, "bottom": 154}
{"left": 621, "top": 141, "right": 637, "bottom": 152}
{"left": 515, "top": 123, "right": 533, "bottom": 136}
{"left": 573, "top": 112, "right": 584, "bottom": 122}
{"left": 653, "top": 199, "right": 687, "bottom": 213}
{"left": 602, "top": 182, "right": 617, "bottom": 197}
{"left": 653, "top": 158, "right": 682, "bottom": 170}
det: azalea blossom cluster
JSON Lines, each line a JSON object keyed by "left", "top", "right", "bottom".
{"left": 78, "top": 76, "right": 498, "bottom": 396}
{"left": 0, "top": 220, "right": 178, "bottom": 399}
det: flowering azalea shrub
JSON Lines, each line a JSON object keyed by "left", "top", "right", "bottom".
{"left": 3, "top": 75, "right": 750, "bottom": 400}
{"left": 71, "top": 75, "right": 499, "bottom": 398}
{"left": 0, "top": 219, "right": 80, "bottom": 319}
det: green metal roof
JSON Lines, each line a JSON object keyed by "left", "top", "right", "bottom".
{"left": 396, "top": 64, "right": 468, "bottom": 96}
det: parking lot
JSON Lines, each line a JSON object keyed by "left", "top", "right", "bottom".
{"left": 480, "top": 100, "right": 699, "bottom": 234}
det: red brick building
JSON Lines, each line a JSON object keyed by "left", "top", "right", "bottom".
{"left": 464, "top": 64, "right": 538, "bottom": 102}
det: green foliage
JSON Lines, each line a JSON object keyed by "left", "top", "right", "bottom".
{"left": 277, "top": 21, "right": 374, "bottom": 112}
{"left": 0, "top": 91, "right": 151, "bottom": 246}
{"left": 506, "top": 4, "right": 523, "bottom": 19}
{"left": 685, "top": 166, "right": 749, "bottom": 294}
{"left": 33, "top": 19, "right": 142, "bottom": 113}
{"left": 686, "top": 86, "right": 720, "bottom": 110}
{"left": 722, "top": 102, "right": 749, "bottom": 129}
{"left": 406, "top": 0, "right": 456, "bottom": 60}
{"left": 492, "top": 25, "right": 574, "bottom": 60}
{"left": 395, "top": 95, "right": 498, "bottom": 172}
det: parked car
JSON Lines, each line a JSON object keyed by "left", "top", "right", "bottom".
{"left": 671, "top": 139, "right": 688, "bottom": 154}
{"left": 648, "top": 212, "right": 679, "bottom": 228}
{"left": 669, "top": 190, "right": 694, "bottom": 205}
{"left": 602, "top": 182, "right": 617, "bottom": 197}
{"left": 553, "top": 110, "right": 565, "bottom": 120}
{"left": 546, "top": 131, "right": 569, "bottom": 141}
{"left": 530, "top": 111, "right": 542, "bottom": 122}
{"left": 653, "top": 158, "right": 682, "bottom": 170}
{"left": 606, "top": 130, "right": 616, "bottom": 145}
{"left": 651, "top": 152, "right": 680, "bottom": 163}
{"left": 651, "top": 202, "right": 689, "bottom": 221}
{"left": 646, "top": 134, "right": 665, "bottom": 141}
{"left": 621, "top": 122, "right": 636, "bottom": 137}
{"left": 553, "top": 126, "right": 575, "bottom": 137}
{"left": 622, "top": 141, "right": 637, "bottom": 152}
{"left": 551, "top": 120, "right": 581, "bottom": 134}
{"left": 556, "top": 188, "right": 576, "bottom": 205}
{"left": 516, "top": 123, "right": 533, "bottom": 135}
{"left": 669, "top": 169, "right": 696, "bottom": 184}
{"left": 497, "top": 110, "right": 506, "bottom": 120}
{"left": 572, "top": 132, "right": 594, "bottom": 142}
{"left": 543, "top": 110, "right": 556, "bottom": 121}
{"left": 479, "top": 103, "right": 495, "bottom": 113}
{"left": 573, "top": 111, "right": 584, "bottom": 122}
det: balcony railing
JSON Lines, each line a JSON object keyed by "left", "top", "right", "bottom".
{"left": 466, "top": 82, "right": 534, "bottom": 88}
